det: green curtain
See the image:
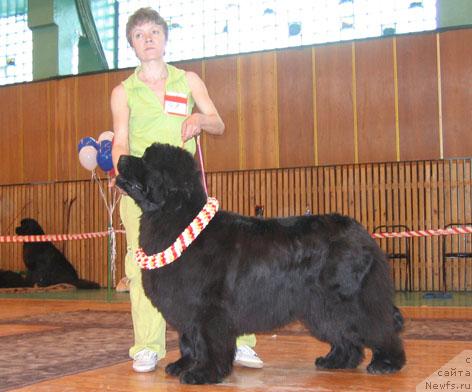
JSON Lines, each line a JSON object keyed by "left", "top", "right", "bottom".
{"left": 0, "top": 0, "right": 27, "bottom": 18}
{"left": 74, "top": 0, "right": 108, "bottom": 69}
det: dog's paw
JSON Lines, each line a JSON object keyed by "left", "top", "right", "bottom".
{"left": 367, "top": 358, "right": 402, "bottom": 374}
{"left": 165, "top": 361, "right": 184, "bottom": 377}
{"left": 166, "top": 356, "right": 195, "bottom": 377}
{"left": 315, "top": 355, "right": 339, "bottom": 369}
{"left": 315, "top": 355, "right": 359, "bottom": 370}
{"left": 180, "top": 368, "right": 221, "bottom": 385}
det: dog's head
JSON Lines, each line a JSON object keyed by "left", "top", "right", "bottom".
{"left": 116, "top": 143, "right": 205, "bottom": 212}
{"left": 16, "top": 218, "right": 45, "bottom": 235}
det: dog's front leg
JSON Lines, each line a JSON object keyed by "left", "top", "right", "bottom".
{"left": 179, "top": 311, "right": 237, "bottom": 384}
{"left": 166, "top": 332, "right": 196, "bottom": 377}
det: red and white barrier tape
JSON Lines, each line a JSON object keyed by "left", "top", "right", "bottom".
{"left": 371, "top": 226, "right": 472, "bottom": 239}
{"left": 0, "top": 229, "right": 125, "bottom": 243}
{"left": 1, "top": 225, "right": 472, "bottom": 243}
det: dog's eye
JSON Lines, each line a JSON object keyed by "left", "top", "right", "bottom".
{"left": 132, "top": 184, "right": 148, "bottom": 193}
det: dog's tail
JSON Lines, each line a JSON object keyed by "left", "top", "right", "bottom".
{"left": 393, "top": 305, "right": 404, "bottom": 332}
{"left": 74, "top": 279, "right": 100, "bottom": 289}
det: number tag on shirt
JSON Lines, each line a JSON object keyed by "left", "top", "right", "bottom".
{"left": 164, "top": 92, "right": 188, "bottom": 116}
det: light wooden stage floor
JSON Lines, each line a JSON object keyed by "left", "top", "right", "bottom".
{"left": 2, "top": 298, "right": 472, "bottom": 392}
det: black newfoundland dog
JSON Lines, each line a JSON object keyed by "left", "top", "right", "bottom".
{"left": 14, "top": 218, "right": 100, "bottom": 289}
{"left": 116, "top": 143, "right": 406, "bottom": 384}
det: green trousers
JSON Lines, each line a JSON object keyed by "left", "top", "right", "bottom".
{"left": 120, "top": 195, "right": 256, "bottom": 359}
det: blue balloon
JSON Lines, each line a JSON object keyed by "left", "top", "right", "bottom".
{"left": 78, "top": 136, "right": 98, "bottom": 152}
{"left": 97, "top": 140, "right": 113, "bottom": 172}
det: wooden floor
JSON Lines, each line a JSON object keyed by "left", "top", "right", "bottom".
{"left": 2, "top": 298, "right": 472, "bottom": 392}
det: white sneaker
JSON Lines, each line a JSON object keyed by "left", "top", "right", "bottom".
{"left": 234, "top": 345, "right": 264, "bottom": 368}
{"left": 132, "top": 349, "right": 158, "bottom": 373}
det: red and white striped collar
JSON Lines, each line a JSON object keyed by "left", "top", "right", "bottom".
{"left": 135, "top": 197, "right": 219, "bottom": 269}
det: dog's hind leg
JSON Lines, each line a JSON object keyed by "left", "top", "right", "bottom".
{"left": 366, "top": 334, "right": 406, "bottom": 374}
{"left": 180, "top": 310, "right": 236, "bottom": 384}
{"left": 166, "top": 332, "right": 196, "bottom": 377}
{"left": 314, "top": 339, "right": 364, "bottom": 370}
{"left": 302, "top": 315, "right": 364, "bottom": 370}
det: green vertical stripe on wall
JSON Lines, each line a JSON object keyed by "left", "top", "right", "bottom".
{"left": 438, "top": 0, "right": 472, "bottom": 28}
{"left": 0, "top": 0, "right": 27, "bottom": 18}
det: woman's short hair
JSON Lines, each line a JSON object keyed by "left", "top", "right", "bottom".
{"left": 126, "top": 7, "right": 169, "bottom": 46}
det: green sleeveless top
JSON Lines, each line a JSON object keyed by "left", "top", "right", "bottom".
{"left": 122, "top": 64, "right": 196, "bottom": 157}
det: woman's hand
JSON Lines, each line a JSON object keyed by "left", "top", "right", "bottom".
{"left": 181, "top": 113, "right": 203, "bottom": 143}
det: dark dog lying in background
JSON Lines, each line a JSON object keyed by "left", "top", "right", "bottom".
{"left": 0, "top": 269, "right": 32, "bottom": 288}
{"left": 116, "top": 143, "right": 406, "bottom": 384}
{"left": 1, "top": 218, "right": 100, "bottom": 289}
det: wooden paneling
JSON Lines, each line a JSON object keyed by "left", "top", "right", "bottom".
{"left": 239, "top": 51, "right": 279, "bottom": 169}
{"left": 277, "top": 47, "right": 315, "bottom": 168}
{"left": 440, "top": 29, "right": 472, "bottom": 158}
{"left": 178, "top": 59, "right": 203, "bottom": 78}
{"left": 396, "top": 33, "right": 440, "bottom": 161}
{"left": 52, "top": 77, "right": 77, "bottom": 180}
{"left": 76, "top": 74, "right": 110, "bottom": 180}
{"left": 0, "top": 85, "right": 22, "bottom": 184}
{"left": 0, "top": 28, "right": 471, "bottom": 183}
{"left": 315, "top": 43, "right": 355, "bottom": 165}
{"left": 202, "top": 56, "right": 240, "bottom": 171}
{"left": 1, "top": 158, "right": 472, "bottom": 291}
{"left": 0, "top": 180, "right": 125, "bottom": 288}
{"left": 207, "top": 158, "right": 472, "bottom": 292}
{"left": 21, "top": 81, "right": 51, "bottom": 182}
{"left": 355, "top": 38, "right": 396, "bottom": 163}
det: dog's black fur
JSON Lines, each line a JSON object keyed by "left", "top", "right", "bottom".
{"left": 0, "top": 269, "right": 31, "bottom": 288}
{"left": 14, "top": 218, "right": 100, "bottom": 289}
{"left": 116, "top": 143, "right": 406, "bottom": 384}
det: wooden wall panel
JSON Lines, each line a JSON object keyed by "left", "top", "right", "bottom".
{"left": 1, "top": 28, "right": 471, "bottom": 186}
{"left": 277, "top": 47, "right": 315, "bottom": 168}
{"left": 0, "top": 180, "right": 126, "bottom": 288}
{"left": 239, "top": 51, "right": 279, "bottom": 169}
{"left": 0, "top": 85, "right": 22, "bottom": 184}
{"left": 440, "top": 29, "right": 472, "bottom": 159}
{"left": 355, "top": 38, "right": 396, "bottom": 163}
{"left": 315, "top": 43, "right": 355, "bottom": 165}
{"left": 21, "top": 81, "right": 51, "bottom": 182}
{"left": 396, "top": 33, "right": 440, "bottom": 161}
{"left": 52, "top": 77, "right": 77, "bottom": 181}
{"left": 177, "top": 59, "right": 203, "bottom": 82}
{"left": 1, "top": 159, "right": 471, "bottom": 291}
{"left": 205, "top": 159, "right": 472, "bottom": 292}
{"left": 201, "top": 56, "right": 240, "bottom": 171}
{"left": 75, "top": 74, "right": 110, "bottom": 180}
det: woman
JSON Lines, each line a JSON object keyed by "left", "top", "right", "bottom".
{"left": 111, "top": 7, "right": 263, "bottom": 373}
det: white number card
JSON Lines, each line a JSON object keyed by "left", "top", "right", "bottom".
{"left": 164, "top": 92, "right": 188, "bottom": 116}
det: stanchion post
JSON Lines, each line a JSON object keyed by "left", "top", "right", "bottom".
{"left": 107, "top": 222, "right": 112, "bottom": 300}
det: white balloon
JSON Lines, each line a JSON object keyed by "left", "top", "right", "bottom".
{"left": 78, "top": 145, "right": 98, "bottom": 171}
{"left": 97, "top": 131, "right": 114, "bottom": 143}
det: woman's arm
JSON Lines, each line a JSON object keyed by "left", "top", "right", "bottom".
{"left": 182, "top": 71, "right": 225, "bottom": 142}
{"left": 110, "top": 84, "right": 130, "bottom": 174}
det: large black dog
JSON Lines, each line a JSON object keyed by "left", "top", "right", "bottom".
{"left": 15, "top": 218, "right": 100, "bottom": 289}
{"left": 116, "top": 143, "right": 406, "bottom": 384}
